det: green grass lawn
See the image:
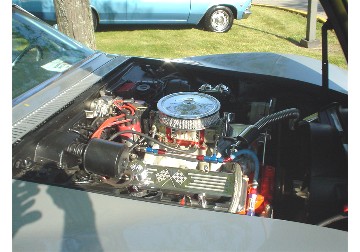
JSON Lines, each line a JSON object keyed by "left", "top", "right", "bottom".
{"left": 95, "top": 6, "right": 347, "bottom": 69}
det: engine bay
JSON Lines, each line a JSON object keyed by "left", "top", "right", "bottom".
{"left": 12, "top": 58, "right": 348, "bottom": 229}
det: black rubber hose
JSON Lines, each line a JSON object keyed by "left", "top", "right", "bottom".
{"left": 253, "top": 108, "right": 300, "bottom": 131}
{"left": 238, "top": 108, "right": 300, "bottom": 145}
{"left": 67, "top": 142, "right": 87, "bottom": 157}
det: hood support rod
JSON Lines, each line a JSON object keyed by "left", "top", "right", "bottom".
{"left": 322, "top": 20, "right": 333, "bottom": 90}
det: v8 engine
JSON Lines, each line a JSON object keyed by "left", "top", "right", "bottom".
{"left": 62, "top": 80, "right": 298, "bottom": 216}
{"left": 12, "top": 58, "right": 348, "bottom": 230}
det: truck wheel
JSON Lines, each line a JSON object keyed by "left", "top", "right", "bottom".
{"left": 204, "top": 6, "right": 234, "bottom": 33}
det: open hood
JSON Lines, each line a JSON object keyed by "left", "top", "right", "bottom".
{"left": 319, "top": 0, "right": 348, "bottom": 61}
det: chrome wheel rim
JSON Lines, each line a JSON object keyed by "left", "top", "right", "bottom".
{"left": 210, "top": 10, "right": 229, "bottom": 31}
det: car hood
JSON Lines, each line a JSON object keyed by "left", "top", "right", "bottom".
{"left": 12, "top": 180, "right": 348, "bottom": 251}
{"left": 319, "top": 0, "right": 348, "bottom": 61}
{"left": 177, "top": 52, "right": 347, "bottom": 94}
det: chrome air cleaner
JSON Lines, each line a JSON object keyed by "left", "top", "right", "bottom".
{"left": 157, "top": 92, "right": 221, "bottom": 130}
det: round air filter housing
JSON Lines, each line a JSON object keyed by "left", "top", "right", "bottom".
{"left": 157, "top": 92, "right": 221, "bottom": 130}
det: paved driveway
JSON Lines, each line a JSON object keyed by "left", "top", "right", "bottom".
{"left": 253, "top": 0, "right": 326, "bottom": 18}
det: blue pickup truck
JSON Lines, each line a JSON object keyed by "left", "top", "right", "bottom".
{"left": 12, "top": 0, "right": 252, "bottom": 32}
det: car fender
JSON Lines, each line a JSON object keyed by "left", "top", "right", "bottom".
{"left": 90, "top": 5, "right": 99, "bottom": 21}
{"left": 188, "top": 0, "right": 251, "bottom": 24}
